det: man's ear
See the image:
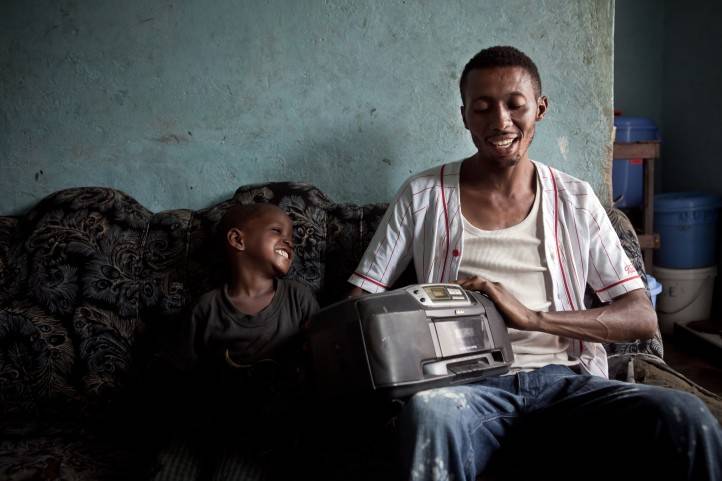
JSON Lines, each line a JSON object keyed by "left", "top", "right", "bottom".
{"left": 460, "top": 105, "right": 469, "bottom": 130}
{"left": 536, "top": 96, "right": 549, "bottom": 121}
{"left": 227, "top": 228, "right": 245, "bottom": 252}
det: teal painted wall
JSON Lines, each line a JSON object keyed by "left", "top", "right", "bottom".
{"left": 660, "top": 0, "right": 722, "bottom": 196}
{"left": 614, "top": 0, "right": 664, "bottom": 128}
{"left": 1, "top": 0, "right": 614, "bottom": 214}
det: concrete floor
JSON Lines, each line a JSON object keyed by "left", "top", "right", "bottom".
{"left": 663, "top": 323, "right": 722, "bottom": 396}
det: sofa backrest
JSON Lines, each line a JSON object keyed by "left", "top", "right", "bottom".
{"left": 0, "top": 183, "right": 387, "bottom": 426}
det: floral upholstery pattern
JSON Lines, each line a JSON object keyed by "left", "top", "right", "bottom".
{"left": 601, "top": 207, "right": 664, "bottom": 359}
{"left": 0, "top": 182, "right": 664, "bottom": 480}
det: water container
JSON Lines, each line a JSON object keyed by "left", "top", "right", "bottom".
{"left": 612, "top": 159, "right": 644, "bottom": 208}
{"left": 614, "top": 117, "right": 659, "bottom": 143}
{"left": 653, "top": 266, "right": 717, "bottom": 335}
{"left": 612, "top": 117, "right": 658, "bottom": 208}
{"left": 647, "top": 274, "right": 662, "bottom": 310}
{"left": 654, "top": 192, "right": 721, "bottom": 268}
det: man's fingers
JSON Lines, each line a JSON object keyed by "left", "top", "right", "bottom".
{"left": 455, "top": 276, "right": 491, "bottom": 288}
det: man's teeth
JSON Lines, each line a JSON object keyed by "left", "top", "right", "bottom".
{"left": 490, "top": 138, "right": 515, "bottom": 147}
{"left": 275, "top": 249, "right": 289, "bottom": 259}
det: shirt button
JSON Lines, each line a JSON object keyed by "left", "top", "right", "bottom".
{"left": 452, "top": 249, "right": 460, "bottom": 257}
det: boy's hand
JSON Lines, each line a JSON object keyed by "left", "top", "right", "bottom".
{"left": 453, "top": 276, "right": 541, "bottom": 332}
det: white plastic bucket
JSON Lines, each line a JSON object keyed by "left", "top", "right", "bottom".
{"left": 653, "top": 265, "right": 717, "bottom": 335}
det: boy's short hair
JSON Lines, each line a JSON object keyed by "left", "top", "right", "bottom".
{"left": 218, "top": 203, "right": 283, "bottom": 241}
{"left": 459, "top": 46, "right": 542, "bottom": 102}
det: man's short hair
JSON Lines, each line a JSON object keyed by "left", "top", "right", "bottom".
{"left": 459, "top": 46, "right": 542, "bottom": 103}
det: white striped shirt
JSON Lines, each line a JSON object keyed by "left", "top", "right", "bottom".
{"left": 348, "top": 159, "right": 645, "bottom": 378}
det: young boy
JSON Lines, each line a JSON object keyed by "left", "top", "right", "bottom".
{"left": 152, "top": 203, "right": 319, "bottom": 481}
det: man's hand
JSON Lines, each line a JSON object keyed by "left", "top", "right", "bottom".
{"left": 454, "top": 276, "right": 540, "bottom": 331}
{"left": 455, "top": 276, "right": 657, "bottom": 343}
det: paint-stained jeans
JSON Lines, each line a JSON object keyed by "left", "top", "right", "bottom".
{"left": 399, "top": 364, "right": 722, "bottom": 481}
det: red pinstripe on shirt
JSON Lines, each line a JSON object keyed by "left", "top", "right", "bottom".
{"left": 352, "top": 271, "right": 389, "bottom": 289}
{"left": 596, "top": 275, "right": 641, "bottom": 293}
{"left": 565, "top": 203, "right": 627, "bottom": 285}
{"left": 439, "top": 164, "right": 451, "bottom": 282}
{"left": 549, "top": 165, "right": 577, "bottom": 311}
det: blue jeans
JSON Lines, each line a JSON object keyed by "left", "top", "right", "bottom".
{"left": 399, "top": 365, "right": 722, "bottom": 481}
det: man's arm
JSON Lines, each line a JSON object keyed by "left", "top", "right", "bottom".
{"left": 348, "top": 177, "right": 417, "bottom": 294}
{"left": 455, "top": 276, "right": 657, "bottom": 343}
{"left": 348, "top": 286, "right": 370, "bottom": 298}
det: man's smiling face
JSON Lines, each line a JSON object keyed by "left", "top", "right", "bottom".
{"left": 461, "top": 66, "right": 547, "bottom": 168}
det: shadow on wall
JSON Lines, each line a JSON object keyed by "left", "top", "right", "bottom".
{"left": 7, "top": 200, "right": 37, "bottom": 218}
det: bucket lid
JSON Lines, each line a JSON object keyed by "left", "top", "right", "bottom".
{"left": 654, "top": 192, "right": 722, "bottom": 213}
{"left": 614, "top": 116, "right": 657, "bottom": 130}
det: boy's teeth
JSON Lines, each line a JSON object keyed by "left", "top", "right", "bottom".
{"left": 275, "top": 249, "right": 289, "bottom": 259}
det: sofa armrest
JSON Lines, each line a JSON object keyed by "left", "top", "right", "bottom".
{"left": 0, "top": 216, "right": 22, "bottom": 307}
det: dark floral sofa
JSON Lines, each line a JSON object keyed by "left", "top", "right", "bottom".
{"left": 0, "top": 182, "right": 719, "bottom": 480}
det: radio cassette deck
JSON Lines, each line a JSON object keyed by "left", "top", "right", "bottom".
{"left": 307, "top": 283, "right": 514, "bottom": 399}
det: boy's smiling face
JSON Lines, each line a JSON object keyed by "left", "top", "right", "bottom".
{"left": 232, "top": 206, "right": 294, "bottom": 277}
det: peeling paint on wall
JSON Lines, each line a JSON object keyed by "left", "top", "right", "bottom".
{"left": 557, "top": 136, "right": 569, "bottom": 161}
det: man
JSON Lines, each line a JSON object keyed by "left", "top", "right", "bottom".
{"left": 348, "top": 46, "right": 721, "bottom": 480}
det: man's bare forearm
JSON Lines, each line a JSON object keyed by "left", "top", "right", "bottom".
{"left": 455, "top": 276, "right": 657, "bottom": 343}
{"left": 531, "top": 289, "right": 657, "bottom": 343}
{"left": 348, "top": 285, "right": 369, "bottom": 298}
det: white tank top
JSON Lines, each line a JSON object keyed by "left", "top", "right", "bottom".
{"left": 459, "top": 176, "right": 577, "bottom": 370}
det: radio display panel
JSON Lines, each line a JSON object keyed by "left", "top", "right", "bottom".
{"left": 424, "top": 285, "right": 452, "bottom": 301}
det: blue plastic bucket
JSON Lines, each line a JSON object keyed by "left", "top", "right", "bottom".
{"left": 612, "top": 158, "right": 644, "bottom": 208}
{"left": 612, "top": 117, "right": 658, "bottom": 208}
{"left": 646, "top": 274, "right": 662, "bottom": 309}
{"left": 614, "top": 117, "right": 659, "bottom": 143}
{"left": 654, "top": 192, "right": 721, "bottom": 268}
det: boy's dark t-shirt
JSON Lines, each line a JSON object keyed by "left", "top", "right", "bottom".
{"left": 185, "top": 278, "right": 319, "bottom": 447}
